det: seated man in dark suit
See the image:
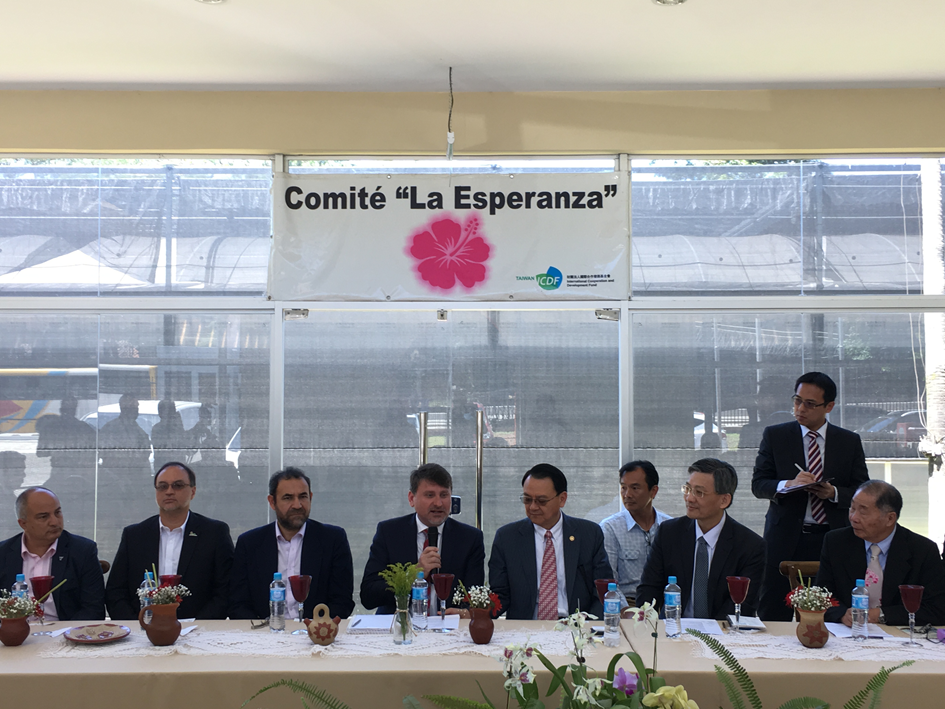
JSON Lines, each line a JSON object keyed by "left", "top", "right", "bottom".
{"left": 0, "top": 487, "right": 105, "bottom": 620}
{"left": 361, "top": 463, "right": 484, "bottom": 615}
{"left": 816, "top": 480, "right": 945, "bottom": 627}
{"left": 230, "top": 467, "right": 354, "bottom": 621}
{"left": 489, "top": 463, "right": 613, "bottom": 620}
{"left": 637, "top": 458, "right": 765, "bottom": 620}
{"left": 105, "top": 462, "right": 234, "bottom": 620}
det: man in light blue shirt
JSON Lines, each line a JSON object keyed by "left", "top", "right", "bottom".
{"left": 600, "top": 460, "right": 671, "bottom": 607}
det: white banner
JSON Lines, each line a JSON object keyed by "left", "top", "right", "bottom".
{"left": 270, "top": 173, "right": 628, "bottom": 301}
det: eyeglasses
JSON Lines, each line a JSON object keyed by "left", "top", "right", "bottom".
{"left": 520, "top": 493, "right": 561, "bottom": 507}
{"left": 155, "top": 481, "right": 192, "bottom": 492}
{"left": 681, "top": 485, "right": 717, "bottom": 499}
{"left": 898, "top": 624, "right": 944, "bottom": 643}
{"left": 792, "top": 395, "right": 828, "bottom": 410}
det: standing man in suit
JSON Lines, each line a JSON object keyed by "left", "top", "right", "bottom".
{"left": 489, "top": 463, "right": 613, "bottom": 620}
{"left": 105, "top": 462, "right": 234, "bottom": 620}
{"left": 637, "top": 458, "right": 765, "bottom": 620}
{"left": 360, "top": 463, "right": 485, "bottom": 614}
{"left": 229, "top": 467, "right": 354, "bottom": 621}
{"left": 752, "top": 372, "right": 869, "bottom": 620}
{"left": 0, "top": 487, "right": 105, "bottom": 620}
{"left": 816, "top": 480, "right": 945, "bottom": 626}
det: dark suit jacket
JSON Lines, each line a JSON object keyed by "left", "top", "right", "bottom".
{"left": 360, "top": 514, "right": 485, "bottom": 614}
{"left": 488, "top": 514, "right": 613, "bottom": 620}
{"left": 104, "top": 512, "right": 234, "bottom": 620}
{"left": 636, "top": 514, "right": 765, "bottom": 620}
{"left": 229, "top": 521, "right": 354, "bottom": 621}
{"left": 752, "top": 421, "right": 869, "bottom": 560}
{"left": 816, "top": 525, "right": 945, "bottom": 626}
{"left": 0, "top": 530, "right": 105, "bottom": 620}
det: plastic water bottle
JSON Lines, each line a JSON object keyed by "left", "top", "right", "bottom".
{"left": 270, "top": 572, "right": 286, "bottom": 632}
{"left": 139, "top": 571, "right": 154, "bottom": 623}
{"left": 851, "top": 578, "right": 869, "bottom": 642}
{"left": 411, "top": 571, "right": 429, "bottom": 631}
{"left": 12, "top": 573, "right": 28, "bottom": 599}
{"left": 604, "top": 582, "right": 621, "bottom": 647}
{"left": 664, "top": 576, "right": 682, "bottom": 638}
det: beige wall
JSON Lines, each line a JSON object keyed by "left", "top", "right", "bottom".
{"left": 2, "top": 88, "right": 945, "bottom": 156}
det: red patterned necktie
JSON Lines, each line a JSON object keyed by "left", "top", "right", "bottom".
{"left": 537, "top": 530, "right": 558, "bottom": 620}
{"left": 807, "top": 430, "right": 827, "bottom": 524}
{"left": 422, "top": 528, "right": 430, "bottom": 549}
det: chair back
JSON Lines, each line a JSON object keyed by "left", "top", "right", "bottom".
{"left": 779, "top": 560, "right": 820, "bottom": 620}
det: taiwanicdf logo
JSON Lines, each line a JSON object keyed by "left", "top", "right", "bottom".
{"left": 537, "top": 266, "right": 563, "bottom": 290}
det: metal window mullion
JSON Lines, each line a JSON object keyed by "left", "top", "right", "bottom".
{"left": 619, "top": 300, "right": 633, "bottom": 463}
{"left": 268, "top": 307, "right": 285, "bottom": 493}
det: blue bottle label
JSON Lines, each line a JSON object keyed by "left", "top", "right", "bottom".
{"left": 270, "top": 588, "right": 285, "bottom": 602}
{"left": 604, "top": 599, "right": 620, "bottom": 615}
{"left": 412, "top": 586, "right": 428, "bottom": 600}
{"left": 665, "top": 592, "right": 681, "bottom": 607}
{"left": 851, "top": 596, "right": 869, "bottom": 610}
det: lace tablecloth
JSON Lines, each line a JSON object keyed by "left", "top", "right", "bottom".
{"left": 39, "top": 626, "right": 582, "bottom": 660}
{"left": 683, "top": 629, "right": 945, "bottom": 663}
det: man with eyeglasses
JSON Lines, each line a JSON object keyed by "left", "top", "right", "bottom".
{"left": 637, "top": 458, "right": 764, "bottom": 620}
{"left": 751, "top": 371, "right": 869, "bottom": 621}
{"left": 105, "top": 461, "right": 234, "bottom": 619}
{"left": 488, "top": 463, "right": 613, "bottom": 620}
{"left": 599, "top": 460, "right": 671, "bottom": 608}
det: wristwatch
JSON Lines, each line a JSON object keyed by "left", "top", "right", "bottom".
{"left": 877, "top": 608, "right": 886, "bottom": 625}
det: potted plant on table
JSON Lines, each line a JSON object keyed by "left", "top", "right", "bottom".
{"left": 137, "top": 580, "right": 191, "bottom": 646}
{"left": 379, "top": 562, "right": 421, "bottom": 645}
{"left": 451, "top": 580, "right": 501, "bottom": 644}
{"left": 784, "top": 574, "right": 838, "bottom": 649}
{"left": 0, "top": 590, "right": 44, "bottom": 647}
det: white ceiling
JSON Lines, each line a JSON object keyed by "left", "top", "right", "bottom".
{"left": 4, "top": 0, "right": 945, "bottom": 92}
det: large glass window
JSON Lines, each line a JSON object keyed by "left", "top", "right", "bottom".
{"left": 0, "top": 159, "right": 271, "bottom": 295}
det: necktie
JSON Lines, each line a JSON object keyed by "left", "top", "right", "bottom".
{"left": 867, "top": 544, "right": 883, "bottom": 609}
{"left": 806, "top": 430, "right": 827, "bottom": 524}
{"left": 693, "top": 537, "right": 710, "bottom": 618}
{"left": 422, "top": 528, "right": 430, "bottom": 549}
{"left": 537, "top": 530, "right": 557, "bottom": 620}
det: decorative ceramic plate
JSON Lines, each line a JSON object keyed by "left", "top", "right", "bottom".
{"left": 64, "top": 623, "right": 132, "bottom": 644}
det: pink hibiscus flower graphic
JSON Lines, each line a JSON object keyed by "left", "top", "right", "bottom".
{"left": 407, "top": 214, "right": 491, "bottom": 291}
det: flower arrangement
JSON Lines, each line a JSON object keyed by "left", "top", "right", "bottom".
{"left": 137, "top": 583, "right": 191, "bottom": 606}
{"left": 378, "top": 562, "right": 421, "bottom": 599}
{"left": 555, "top": 608, "right": 598, "bottom": 663}
{"left": 0, "top": 590, "right": 43, "bottom": 620}
{"left": 784, "top": 573, "right": 838, "bottom": 613}
{"left": 452, "top": 580, "right": 501, "bottom": 615}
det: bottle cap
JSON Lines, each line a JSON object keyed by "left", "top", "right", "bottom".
{"left": 608, "top": 583, "right": 617, "bottom": 592}
{"left": 856, "top": 579, "right": 865, "bottom": 587}
{"left": 15, "top": 573, "right": 24, "bottom": 582}
{"left": 417, "top": 571, "right": 424, "bottom": 579}
{"left": 668, "top": 576, "right": 677, "bottom": 584}
{"left": 273, "top": 572, "right": 283, "bottom": 580}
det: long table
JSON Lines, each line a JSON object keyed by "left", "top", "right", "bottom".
{"left": 0, "top": 619, "right": 635, "bottom": 709}
{"left": 621, "top": 619, "right": 945, "bottom": 708}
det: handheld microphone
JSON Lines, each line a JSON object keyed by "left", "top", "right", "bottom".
{"left": 427, "top": 527, "right": 439, "bottom": 574}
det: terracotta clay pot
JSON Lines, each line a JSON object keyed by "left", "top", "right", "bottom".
{"left": 796, "top": 609, "right": 829, "bottom": 648}
{"left": 139, "top": 602, "right": 181, "bottom": 646}
{"left": 0, "top": 617, "right": 30, "bottom": 647}
{"left": 304, "top": 603, "right": 340, "bottom": 646}
{"left": 468, "top": 608, "right": 494, "bottom": 645}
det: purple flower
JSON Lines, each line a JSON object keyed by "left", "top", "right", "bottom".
{"left": 614, "top": 668, "right": 638, "bottom": 697}
{"left": 504, "top": 647, "right": 513, "bottom": 659}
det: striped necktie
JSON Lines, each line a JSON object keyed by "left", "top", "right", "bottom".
{"left": 807, "top": 430, "right": 827, "bottom": 524}
{"left": 537, "top": 530, "right": 558, "bottom": 620}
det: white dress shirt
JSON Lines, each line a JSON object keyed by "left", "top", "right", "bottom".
{"left": 775, "top": 420, "right": 838, "bottom": 521}
{"left": 158, "top": 511, "right": 189, "bottom": 577}
{"left": 275, "top": 522, "right": 306, "bottom": 618}
{"left": 533, "top": 514, "right": 566, "bottom": 619}
{"left": 684, "top": 513, "right": 726, "bottom": 618}
{"left": 21, "top": 536, "right": 58, "bottom": 621}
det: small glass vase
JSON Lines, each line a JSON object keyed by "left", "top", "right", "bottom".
{"left": 391, "top": 595, "right": 413, "bottom": 645}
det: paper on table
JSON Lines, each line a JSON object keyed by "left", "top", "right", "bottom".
{"left": 180, "top": 618, "right": 197, "bottom": 623}
{"left": 726, "top": 614, "right": 766, "bottom": 630}
{"left": 826, "top": 622, "right": 890, "bottom": 638}
{"left": 180, "top": 625, "right": 198, "bottom": 636}
{"left": 426, "top": 614, "right": 460, "bottom": 631}
{"left": 50, "top": 626, "right": 71, "bottom": 638}
{"left": 680, "top": 619, "right": 723, "bottom": 635}
{"left": 346, "top": 614, "right": 394, "bottom": 633}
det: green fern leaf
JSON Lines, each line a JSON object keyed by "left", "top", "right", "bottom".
{"left": 421, "top": 694, "right": 493, "bottom": 709}
{"left": 842, "top": 661, "right": 913, "bottom": 709}
{"left": 775, "top": 697, "right": 829, "bottom": 709}
{"left": 687, "top": 630, "right": 763, "bottom": 709}
{"left": 713, "top": 665, "right": 746, "bottom": 709}
{"left": 242, "top": 679, "right": 352, "bottom": 709}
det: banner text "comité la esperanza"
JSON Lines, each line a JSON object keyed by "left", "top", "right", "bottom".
{"left": 284, "top": 184, "right": 619, "bottom": 216}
